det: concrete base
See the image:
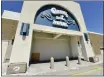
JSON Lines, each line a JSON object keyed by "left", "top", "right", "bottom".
{"left": 6, "top": 62, "right": 27, "bottom": 74}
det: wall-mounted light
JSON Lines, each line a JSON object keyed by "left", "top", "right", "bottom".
{"left": 20, "top": 23, "right": 30, "bottom": 36}
{"left": 84, "top": 33, "right": 89, "bottom": 43}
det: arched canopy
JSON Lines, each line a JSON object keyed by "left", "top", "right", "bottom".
{"left": 34, "top": 4, "right": 80, "bottom": 31}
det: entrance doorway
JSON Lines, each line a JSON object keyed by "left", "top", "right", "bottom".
{"left": 30, "top": 32, "right": 72, "bottom": 63}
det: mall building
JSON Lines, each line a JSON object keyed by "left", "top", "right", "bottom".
{"left": 2, "top": 1, "right": 103, "bottom": 68}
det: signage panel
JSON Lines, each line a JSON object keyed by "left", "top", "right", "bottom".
{"left": 34, "top": 5, "right": 80, "bottom": 31}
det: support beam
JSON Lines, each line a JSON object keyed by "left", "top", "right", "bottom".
{"left": 53, "top": 34, "right": 62, "bottom": 39}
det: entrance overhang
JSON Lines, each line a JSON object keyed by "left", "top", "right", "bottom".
{"left": 32, "top": 24, "right": 83, "bottom": 36}
{"left": 53, "top": 34, "right": 62, "bottom": 39}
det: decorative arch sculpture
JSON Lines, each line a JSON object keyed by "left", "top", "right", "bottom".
{"left": 34, "top": 4, "right": 80, "bottom": 31}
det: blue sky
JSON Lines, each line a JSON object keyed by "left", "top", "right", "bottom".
{"left": 1, "top": 1, "right": 103, "bottom": 34}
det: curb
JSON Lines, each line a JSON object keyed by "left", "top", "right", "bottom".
{"left": 77, "top": 60, "right": 103, "bottom": 68}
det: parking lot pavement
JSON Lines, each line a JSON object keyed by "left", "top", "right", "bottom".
{"left": 2, "top": 63, "right": 103, "bottom": 77}
{"left": 70, "top": 63, "right": 103, "bottom": 76}
{"left": 2, "top": 57, "right": 103, "bottom": 76}
{"left": 1, "top": 54, "right": 103, "bottom": 76}
{"left": 42, "top": 63, "right": 103, "bottom": 75}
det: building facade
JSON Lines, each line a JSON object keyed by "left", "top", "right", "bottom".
{"left": 2, "top": 1, "right": 103, "bottom": 68}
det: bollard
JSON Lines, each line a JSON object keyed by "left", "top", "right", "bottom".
{"left": 50, "top": 57, "right": 54, "bottom": 69}
{"left": 78, "top": 56, "right": 81, "bottom": 64}
{"left": 66, "top": 56, "right": 69, "bottom": 67}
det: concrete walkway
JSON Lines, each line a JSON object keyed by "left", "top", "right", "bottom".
{"left": 2, "top": 54, "right": 103, "bottom": 76}
{"left": 26, "top": 59, "right": 103, "bottom": 75}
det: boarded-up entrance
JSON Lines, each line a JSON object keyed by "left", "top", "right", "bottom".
{"left": 31, "top": 38, "right": 70, "bottom": 62}
{"left": 31, "top": 53, "right": 40, "bottom": 62}
{"left": 31, "top": 32, "right": 71, "bottom": 62}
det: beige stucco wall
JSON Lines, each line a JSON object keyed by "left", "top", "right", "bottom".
{"left": 9, "top": 1, "right": 95, "bottom": 66}
{"left": 20, "top": 1, "right": 87, "bottom": 32}
{"left": 88, "top": 33, "right": 104, "bottom": 55}
{"left": 2, "top": 19, "right": 18, "bottom": 40}
{"left": 70, "top": 36, "right": 79, "bottom": 58}
{"left": 32, "top": 24, "right": 83, "bottom": 36}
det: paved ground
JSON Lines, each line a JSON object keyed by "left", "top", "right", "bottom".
{"left": 2, "top": 63, "right": 103, "bottom": 77}
{"left": 2, "top": 54, "right": 103, "bottom": 76}
{"left": 43, "top": 63, "right": 103, "bottom": 75}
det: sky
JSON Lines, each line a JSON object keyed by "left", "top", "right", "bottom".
{"left": 1, "top": 1, "right": 103, "bottom": 34}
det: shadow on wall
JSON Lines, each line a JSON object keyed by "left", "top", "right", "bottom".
{"left": 22, "top": 36, "right": 26, "bottom": 40}
{"left": 29, "top": 57, "right": 83, "bottom": 64}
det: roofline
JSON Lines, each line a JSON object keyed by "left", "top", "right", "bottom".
{"left": 2, "top": 10, "right": 103, "bottom": 36}
{"left": 2, "top": 10, "right": 20, "bottom": 21}
{"left": 88, "top": 31, "right": 103, "bottom": 36}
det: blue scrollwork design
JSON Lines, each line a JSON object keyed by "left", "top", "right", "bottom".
{"left": 67, "top": 20, "right": 75, "bottom": 25}
{"left": 40, "top": 12, "right": 75, "bottom": 26}
{"left": 40, "top": 12, "right": 53, "bottom": 21}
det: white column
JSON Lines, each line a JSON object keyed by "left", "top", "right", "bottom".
{"left": 80, "top": 36, "right": 94, "bottom": 61}
{"left": 9, "top": 22, "right": 33, "bottom": 67}
{"left": 2, "top": 41, "right": 9, "bottom": 63}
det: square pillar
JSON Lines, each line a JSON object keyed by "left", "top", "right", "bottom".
{"left": 80, "top": 35, "right": 95, "bottom": 61}
{"left": 9, "top": 22, "right": 33, "bottom": 67}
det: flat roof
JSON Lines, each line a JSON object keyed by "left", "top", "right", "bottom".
{"left": 88, "top": 31, "right": 103, "bottom": 36}
{"left": 2, "top": 10, "right": 103, "bottom": 36}
{"left": 2, "top": 10, "right": 20, "bottom": 21}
